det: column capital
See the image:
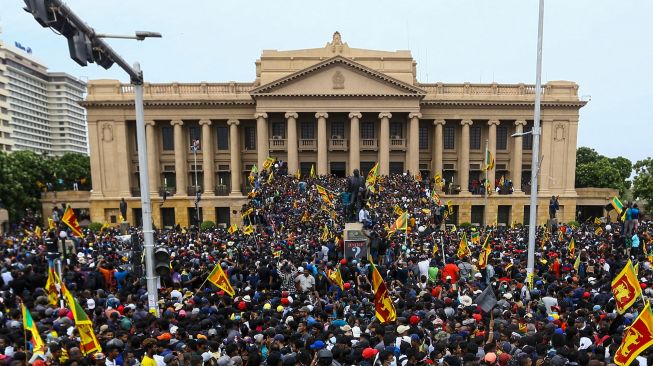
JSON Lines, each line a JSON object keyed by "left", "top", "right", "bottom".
{"left": 514, "top": 119, "right": 527, "bottom": 126}
{"left": 170, "top": 120, "right": 184, "bottom": 126}
{"left": 145, "top": 120, "right": 156, "bottom": 127}
{"left": 461, "top": 119, "right": 473, "bottom": 126}
{"left": 227, "top": 119, "right": 240, "bottom": 126}
{"left": 254, "top": 112, "right": 268, "bottom": 119}
{"left": 199, "top": 119, "right": 212, "bottom": 126}
{"left": 348, "top": 112, "right": 362, "bottom": 119}
{"left": 284, "top": 112, "right": 298, "bottom": 119}
{"left": 488, "top": 119, "right": 500, "bottom": 126}
{"left": 315, "top": 112, "right": 329, "bottom": 119}
{"left": 408, "top": 112, "right": 422, "bottom": 119}
{"left": 433, "top": 119, "right": 446, "bottom": 126}
{"left": 378, "top": 112, "right": 392, "bottom": 119}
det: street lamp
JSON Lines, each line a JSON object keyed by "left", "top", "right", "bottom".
{"left": 23, "top": 0, "right": 162, "bottom": 316}
{"left": 190, "top": 139, "right": 201, "bottom": 226}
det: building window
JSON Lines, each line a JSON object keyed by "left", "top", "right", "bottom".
{"left": 390, "top": 122, "right": 403, "bottom": 139}
{"left": 271, "top": 122, "right": 285, "bottom": 139}
{"left": 188, "top": 126, "right": 201, "bottom": 150}
{"left": 444, "top": 126, "right": 455, "bottom": 149}
{"left": 361, "top": 122, "right": 375, "bottom": 139}
{"left": 497, "top": 126, "right": 508, "bottom": 150}
{"left": 331, "top": 121, "right": 344, "bottom": 139}
{"left": 216, "top": 125, "right": 229, "bottom": 150}
{"left": 419, "top": 125, "right": 429, "bottom": 150}
{"left": 162, "top": 126, "right": 174, "bottom": 151}
{"left": 523, "top": 125, "right": 533, "bottom": 150}
{"left": 301, "top": 122, "right": 314, "bottom": 139}
{"left": 244, "top": 126, "right": 256, "bottom": 150}
{"left": 470, "top": 126, "right": 481, "bottom": 150}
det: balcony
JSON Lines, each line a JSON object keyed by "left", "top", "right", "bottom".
{"left": 215, "top": 184, "right": 229, "bottom": 196}
{"left": 269, "top": 138, "right": 287, "bottom": 151}
{"left": 159, "top": 186, "right": 176, "bottom": 197}
{"left": 130, "top": 187, "right": 141, "bottom": 197}
{"left": 299, "top": 139, "right": 316, "bottom": 151}
{"left": 328, "top": 139, "right": 348, "bottom": 151}
{"left": 390, "top": 138, "right": 406, "bottom": 151}
{"left": 361, "top": 139, "right": 378, "bottom": 151}
{"left": 187, "top": 185, "right": 202, "bottom": 196}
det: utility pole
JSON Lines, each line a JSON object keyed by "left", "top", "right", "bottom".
{"left": 23, "top": 0, "right": 162, "bottom": 316}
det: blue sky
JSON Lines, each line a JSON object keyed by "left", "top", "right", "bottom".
{"left": 2, "top": 0, "right": 651, "bottom": 163}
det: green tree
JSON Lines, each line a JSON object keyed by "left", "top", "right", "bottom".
{"left": 51, "top": 153, "right": 92, "bottom": 189}
{"left": 575, "top": 147, "right": 632, "bottom": 195}
{"left": 633, "top": 158, "right": 653, "bottom": 211}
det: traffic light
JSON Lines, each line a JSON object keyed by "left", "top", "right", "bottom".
{"left": 130, "top": 234, "right": 143, "bottom": 277}
{"left": 92, "top": 44, "right": 114, "bottom": 70}
{"left": 67, "top": 30, "right": 93, "bottom": 67}
{"left": 23, "top": 0, "right": 54, "bottom": 27}
{"left": 154, "top": 247, "right": 170, "bottom": 276}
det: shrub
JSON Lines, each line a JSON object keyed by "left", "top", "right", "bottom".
{"left": 567, "top": 220, "right": 580, "bottom": 228}
{"left": 200, "top": 221, "right": 216, "bottom": 231}
{"left": 460, "top": 222, "right": 472, "bottom": 229}
{"left": 88, "top": 222, "right": 103, "bottom": 233}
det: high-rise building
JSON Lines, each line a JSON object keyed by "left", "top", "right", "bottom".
{"left": 0, "top": 40, "right": 87, "bottom": 155}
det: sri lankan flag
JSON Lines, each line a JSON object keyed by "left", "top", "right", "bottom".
{"left": 614, "top": 301, "right": 653, "bottom": 366}
{"left": 262, "top": 157, "right": 275, "bottom": 171}
{"left": 61, "top": 283, "right": 101, "bottom": 355}
{"left": 61, "top": 205, "right": 83, "bottom": 237}
{"left": 457, "top": 233, "right": 471, "bottom": 259}
{"left": 611, "top": 196, "right": 624, "bottom": 215}
{"left": 22, "top": 304, "right": 45, "bottom": 354}
{"left": 370, "top": 258, "right": 396, "bottom": 323}
{"left": 310, "top": 164, "right": 316, "bottom": 178}
{"left": 485, "top": 149, "right": 495, "bottom": 171}
{"left": 242, "top": 224, "right": 254, "bottom": 235}
{"left": 471, "top": 231, "right": 480, "bottom": 244}
{"left": 321, "top": 225, "right": 330, "bottom": 242}
{"left": 434, "top": 173, "right": 444, "bottom": 189}
{"left": 478, "top": 235, "right": 492, "bottom": 269}
{"left": 327, "top": 268, "right": 344, "bottom": 291}
{"left": 227, "top": 224, "right": 238, "bottom": 234}
{"left": 568, "top": 238, "right": 576, "bottom": 259}
{"left": 48, "top": 218, "right": 55, "bottom": 231}
{"left": 387, "top": 212, "right": 408, "bottom": 235}
{"left": 207, "top": 263, "right": 235, "bottom": 297}
{"left": 34, "top": 226, "right": 42, "bottom": 239}
{"left": 248, "top": 165, "right": 258, "bottom": 185}
{"left": 431, "top": 189, "right": 440, "bottom": 204}
{"left": 611, "top": 259, "right": 642, "bottom": 314}
{"left": 446, "top": 200, "right": 454, "bottom": 215}
{"left": 45, "top": 262, "right": 61, "bottom": 306}
{"left": 393, "top": 205, "right": 404, "bottom": 216}
{"left": 316, "top": 185, "right": 331, "bottom": 205}
{"left": 295, "top": 169, "right": 301, "bottom": 180}
{"left": 366, "top": 162, "right": 379, "bottom": 192}
{"left": 594, "top": 217, "right": 602, "bottom": 225}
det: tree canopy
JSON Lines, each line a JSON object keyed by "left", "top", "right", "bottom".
{"left": 575, "top": 147, "right": 632, "bottom": 195}
{"left": 633, "top": 158, "right": 653, "bottom": 211}
{"left": 0, "top": 151, "right": 91, "bottom": 222}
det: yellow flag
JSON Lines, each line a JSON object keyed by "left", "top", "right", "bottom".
{"left": 48, "top": 218, "right": 55, "bottom": 231}
{"left": 34, "top": 226, "right": 42, "bottom": 239}
{"left": 310, "top": 164, "right": 316, "bottom": 178}
{"left": 207, "top": 264, "right": 235, "bottom": 297}
{"left": 393, "top": 205, "right": 404, "bottom": 216}
{"left": 295, "top": 169, "right": 301, "bottom": 180}
{"left": 457, "top": 233, "right": 470, "bottom": 259}
{"left": 267, "top": 171, "right": 274, "bottom": 184}
{"left": 242, "top": 224, "right": 254, "bottom": 235}
{"left": 574, "top": 253, "right": 581, "bottom": 272}
{"left": 227, "top": 224, "right": 238, "bottom": 234}
{"left": 613, "top": 301, "right": 653, "bottom": 366}
{"left": 242, "top": 208, "right": 253, "bottom": 217}
{"left": 611, "top": 259, "right": 642, "bottom": 314}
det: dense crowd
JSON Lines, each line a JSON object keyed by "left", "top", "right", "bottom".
{"left": 0, "top": 166, "right": 651, "bottom": 366}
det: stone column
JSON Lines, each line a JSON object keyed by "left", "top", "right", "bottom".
{"left": 512, "top": 120, "right": 526, "bottom": 193}
{"left": 378, "top": 112, "right": 392, "bottom": 176}
{"left": 433, "top": 119, "right": 445, "bottom": 178}
{"left": 200, "top": 119, "right": 214, "bottom": 196}
{"left": 115, "top": 121, "right": 132, "bottom": 197}
{"left": 171, "top": 120, "right": 188, "bottom": 196}
{"left": 285, "top": 112, "right": 299, "bottom": 176}
{"left": 348, "top": 112, "right": 362, "bottom": 173}
{"left": 228, "top": 119, "right": 242, "bottom": 195}
{"left": 459, "top": 119, "right": 472, "bottom": 193}
{"left": 565, "top": 120, "right": 579, "bottom": 195}
{"left": 145, "top": 120, "right": 159, "bottom": 196}
{"left": 316, "top": 112, "right": 329, "bottom": 175}
{"left": 487, "top": 119, "right": 499, "bottom": 188}
{"left": 255, "top": 112, "right": 268, "bottom": 170}
{"left": 539, "top": 120, "right": 552, "bottom": 193}
{"left": 407, "top": 112, "right": 421, "bottom": 176}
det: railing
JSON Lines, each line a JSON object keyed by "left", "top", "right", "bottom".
{"left": 130, "top": 187, "right": 140, "bottom": 197}
{"left": 117, "top": 82, "right": 256, "bottom": 95}
{"left": 389, "top": 138, "right": 406, "bottom": 150}
{"left": 328, "top": 139, "right": 348, "bottom": 151}
{"left": 215, "top": 185, "right": 229, "bottom": 196}
{"left": 187, "top": 185, "right": 202, "bottom": 196}
{"left": 159, "top": 186, "right": 176, "bottom": 196}
{"left": 419, "top": 82, "right": 547, "bottom": 96}
{"left": 299, "top": 139, "right": 316, "bottom": 151}
{"left": 269, "top": 138, "right": 287, "bottom": 151}
{"left": 361, "top": 139, "right": 378, "bottom": 151}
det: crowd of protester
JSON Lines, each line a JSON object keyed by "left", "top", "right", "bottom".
{"left": 0, "top": 165, "right": 651, "bottom": 366}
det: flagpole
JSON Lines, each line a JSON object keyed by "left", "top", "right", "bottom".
{"left": 484, "top": 139, "right": 489, "bottom": 228}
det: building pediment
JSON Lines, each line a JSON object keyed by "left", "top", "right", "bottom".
{"left": 250, "top": 56, "right": 425, "bottom": 98}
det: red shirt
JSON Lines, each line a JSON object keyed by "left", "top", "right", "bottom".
{"left": 441, "top": 263, "right": 459, "bottom": 283}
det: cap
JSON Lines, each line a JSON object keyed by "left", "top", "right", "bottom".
{"left": 362, "top": 347, "right": 379, "bottom": 359}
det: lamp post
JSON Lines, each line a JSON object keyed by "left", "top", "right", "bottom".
{"left": 23, "top": 0, "right": 162, "bottom": 316}
{"left": 191, "top": 139, "right": 201, "bottom": 226}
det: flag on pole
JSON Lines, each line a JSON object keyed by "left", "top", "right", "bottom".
{"left": 327, "top": 268, "right": 345, "bottom": 291}
{"left": 611, "top": 259, "right": 642, "bottom": 314}
{"left": 366, "top": 162, "right": 379, "bottom": 192}
{"left": 446, "top": 201, "right": 453, "bottom": 215}
{"left": 611, "top": 196, "right": 624, "bottom": 215}
{"left": 471, "top": 231, "right": 480, "bottom": 244}
{"left": 295, "top": 169, "right": 301, "bottom": 180}
{"left": 568, "top": 238, "right": 576, "bottom": 258}
{"left": 267, "top": 171, "right": 274, "bottom": 184}
{"left": 574, "top": 253, "right": 581, "bottom": 272}
{"left": 474, "top": 285, "right": 497, "bottom": 313}
{"left": 227, "top": 224, "right": 238, "bottom": 234}
{"left": 369, "top": 258, "right": 396, "bottom": 323}
{"left": 61, "top": 284, "right": 101, "bottom": 355}
{"left": 594, "top": 217, "right": 602, "bottom": 225}
{"left": 48, "top": 218, "right": 55, "bottom": 231}
{"left": 635, "top": 262, "right": 640, "bottom": 277}
{"left": 242, "top": 208, "right": 254, "bottom": 217}
{"left": 22, "top": 304, "right": 45, "bottom": 354}
{"left": 262, "top": 157, "right": 275, "bottom": 171}
{"left": 249, "top": 165, "right": 258, "bottom": 185}
{"left": 613, "top": 301, "right": 653, "bottom": 366}
{"left": 457, "top": 233, "right": 471, "bottom": 259}
{"left": 595, "top": 227, "right": 603, "bottom": 236}
{"left": 61, "top": 205, "right": 83, "bottom": 237}
{"left": 207, "top": 263, "right": 235, "bottom": 296}
{"left": 316, "top": 185, "right": 332, "bottom": 205}
{"left": 321, "top": 225, "right": 330, "bottom": 242}
{"left": 242, "top": 224, "right": 254, "bottom": 235}
{"left": 393, "top": 205, "right": 404, "bottom": 216}
{"left": 430, "top": 189, "right": 440, "bottom": 204}
{"left": 34, "top": 226, "right": 42, "bottom": 239}
{"left": 310, "top": 164, "right": 316, "bottom": 178}
{"left": 485, "top": 149, "right": 495, "bottom": 171}
{"left": 434, "top": 173, "right": 444, "bottom": 189}
{"left": 45, "top": 263, "right": 60, "bottom": 306}
{"left": 386, "top": 212, "right": 408, "bottom": 235}
{"left": 478, "top": 235, "right": 492, "bottom": 269}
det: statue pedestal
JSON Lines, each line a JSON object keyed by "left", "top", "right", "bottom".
{"left": 120, "top": 221, "right": 129, "bottom": 234}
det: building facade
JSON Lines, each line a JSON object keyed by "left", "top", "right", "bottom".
{"left": 83, "top": 32, "right": 609, "bottom": 228}
{"left": 0, "top": 41, "right": 87, "bottom": 155}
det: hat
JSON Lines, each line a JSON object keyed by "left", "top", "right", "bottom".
{"left": 362, "top": 347, "right": 379, "bottom": 359}
{"left": 217, "top": 356, "right": 235, "bottom": 366}
{"left": 157, "top": 333, "right": 172, "bottom": 341}
{"left": 397, "top": 325, "right": 410, "bottom": 334}
{"left": 503, "top": 293, "right": 513, "bottom": 300}
{"left": 86, "top": 299, "right": 95, "bottom": 310}
{"left": 484, "top": 352, "right": 497, "bottom": 364}
{"left": 309, "top": 340, "right": 325, "bottom": 349}
{"left": 163, "top": 354, "right": 176, "bottom": 364}
{"left": 579, "top": 337, "right": 592, "bottom": 350}
{"left": 459, "top": 295, "right": 472, "bottom": 306}
{"left": 94, "top": 353, "right": 106, "bottom": 360}
{"left": 409, "top": 315, "right": 420, "bottom": 325}
{"left": 317, "top": 349, "right": 333, "bottom": 359}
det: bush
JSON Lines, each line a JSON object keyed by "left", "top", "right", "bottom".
{"left": 460, "top": 222, "right": 472, "bottom": 229}
{"left": 200, "top": 221, "right": 216, "bottom": 231}
{"left": 567, "top": 220, "right": 580, "bottom": 228}
{"left": 88, "top": 222, "right": 103, "bottom": 233}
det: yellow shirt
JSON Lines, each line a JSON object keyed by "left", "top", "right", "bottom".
{"left": 141, "top": 355, "right": 157, "bottom": 366}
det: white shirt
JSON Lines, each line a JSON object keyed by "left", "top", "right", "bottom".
{"left": 358, "top": 209, "right": 370, "bottom": 222}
